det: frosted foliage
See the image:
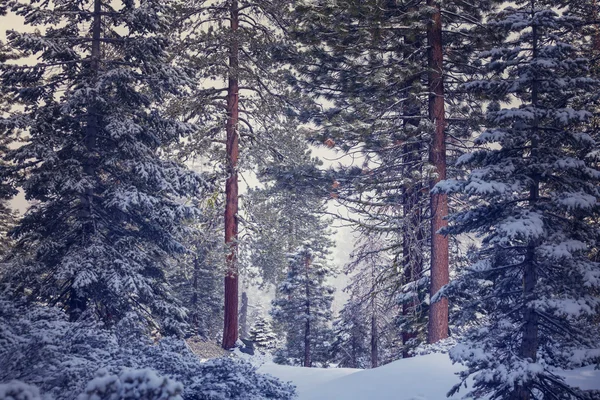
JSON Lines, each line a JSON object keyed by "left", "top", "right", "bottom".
{"left": 77, "top": 369, "right": 183, "bottom": 400}
{"left": 271, "top": 244, "right": 336, "bottom": 366}
{"left": 0, "top": 382, "right": 41, "bottom": 400}
{"left": 0, "top": 297, "right": 295, "bottom": 400}
{"left": 0, "top": 0, "right": 208, "bottom": 333}
{"left": 438, "top": 1, "right": 600, "bottom": 399}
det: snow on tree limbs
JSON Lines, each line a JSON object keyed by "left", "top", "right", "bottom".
{"left": 439, "top": 1, "right": 600, "bottom": 399}
{"left": 0, "top": 0, "right": 207, "bottom": 334}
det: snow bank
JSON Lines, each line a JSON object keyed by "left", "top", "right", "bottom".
{"left": 258, "top": 353, "right": 600, "bottom": 400}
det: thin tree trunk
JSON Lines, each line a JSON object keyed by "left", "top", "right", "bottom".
{"left": 71, "top": 0, "right": 102, "bottom": 321}
{"left": 594, "top": 0, "right": 600, "bottom": 54}
{"left": 222, "top": 0, "right": 240, "bottom": 350}
{"left": 401, "top": 12, "right": 425, "bottom": 356}
{"left": 517, "top": 5, "right": 539, "bottom": 398}
{"left": 240, "top": 291, "right": 249, "bottom": 339}
{"left": 402, "top": 140, "right": 424, "bottom": 356}
{"left": 190, "top": 252, "right": 201, "bottom": 334}
{"left": 370, "top": 291, "right": 378, "bottom": 368}
{"left": 304, "top": 253, "right": 312, "bottom": 367}
{"left": 427, "top": 0, "right": 449, "bottom": 344}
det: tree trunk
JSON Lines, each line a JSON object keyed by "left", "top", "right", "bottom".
{"left": 427, "top": 0, "right": 449, "bottom": 345}
{"left": 516, "top": 6, "right": 539, "bottom": 398}
{"left": 304, "top": 253, "right": 312, "bottom": 367}
{"left": 370, "top": 292, "right": 378, "bottom": 368}
{"left": 401, "top": 14, "right": 425, "bottom": 356}
{"left": 70, "top": 0, "right": 102, "bottom": 321}
{"left": 240, "top": 291, "right": 249, "bottom": 339}
{"left": 222, "top": 0, "right": 240, "bottom": 350}
{"left": 402, "top": 140, "right": 424, "bottom": 356}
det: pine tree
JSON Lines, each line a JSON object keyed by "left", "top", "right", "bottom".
{"left": 169, "top": 197, "right": 224, "bottom": 340}
{"left": 331, "top": 298, "right": 370, "bottom": 369}
{"left": 249, "top": 315, "right": 278, "bottom": 354}
{"left": 439, "top": 1, "right": 600, "bottom": 398}
{"left": 271, "top": 243, "right": 335, "bottom": 367}
{"left": 169, "top": 0, "right": 309, "bottom": 349}
{"left": 0, "top": 0, "right": 206, "bottom": 333}
{"left": 292, "top": 0, "right": 500, "bottom": 347}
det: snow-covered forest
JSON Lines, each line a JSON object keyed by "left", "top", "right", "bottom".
{"left": 0, "top": 0, "right": 599, "bottom": 399}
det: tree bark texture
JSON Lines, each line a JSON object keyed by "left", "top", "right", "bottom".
{"left": 426, "top": 0, "right": 450, "bottom": 344}
{"left": 222, "top": 0, "right": 240, "bottom": 350}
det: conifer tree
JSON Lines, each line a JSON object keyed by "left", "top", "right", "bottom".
{"left": 439, "top": 1, "right": 600, "bottom": 398}
{"left": 0, "top": 0, "right": 206, "bottom": 333}
{"left": 292, "top": 0, "right": 500, "bottom": 347}
{"left": 249, "top": 315, "right": 278, "bottom": 354}
{"left": 170, "top": 0, "right": 310, "bottom": 349}
{"left": 331, "top": 298, "right": 370, "bottom": 369}
{"left": 271, "top": 243, "right": 335, "bottom": 367}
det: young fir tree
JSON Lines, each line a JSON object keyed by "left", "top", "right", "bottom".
{"left": 248, "top": 315, "right": 278, "bottom": 354}
{"left": 271, "top": 242, "right": 336, "bottom": 368}
{"left": 439, "top": 1, "right": 600, "bottom": 398}
{"left": 0, "top": 0, "right": 206, "bottom": 333}
{"left": 331, "top": 298, "right": 371, "bottom": 369}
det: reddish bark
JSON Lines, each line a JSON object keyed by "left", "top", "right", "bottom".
{"left": 222, "top": 0, "right": 240, "bottom": 350}
{"left": 426, "top": 0, "right": 449, "bottom": 345}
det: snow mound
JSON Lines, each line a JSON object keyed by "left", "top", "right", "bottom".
{"left": 259, "top": 353, "right": 600, "bottom": 400}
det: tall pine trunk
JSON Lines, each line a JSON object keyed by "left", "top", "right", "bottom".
{"left": 426, "top": 0, "right": 449, "bottom": 344}
{"left": 222, "top": 0, "right": 240, "bottom": 350}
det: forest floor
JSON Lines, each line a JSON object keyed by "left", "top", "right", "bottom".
{"left": 254, "top": 353, "right": 600, "bottom": 400}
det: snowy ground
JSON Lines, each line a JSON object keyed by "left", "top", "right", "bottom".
{"left": 257, "top": 353, "right": 600, "bottom": 400}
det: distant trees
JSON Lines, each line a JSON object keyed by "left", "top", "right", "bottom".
{"left": 440, "top": 1, "right": 600, "bottom": 398}
{"left": 169, "top": 199, "right": 224, "bottom": 339}
{"left": 332, "top": 237, "right": 402, "bottom": 368}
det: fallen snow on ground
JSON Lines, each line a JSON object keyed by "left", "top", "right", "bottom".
{"left": 257, "top": 353, "right": 600, "bottom": 400}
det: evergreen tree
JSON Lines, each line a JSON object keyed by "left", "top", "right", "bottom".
{"left": 169, "top": 196, "right": 224, "bottom": 340}
{"left": 249, "top": 315, "right": 278, "bottom": 354}
{"left": 439, "top": 1, "right": 600, "bottom": 398}
{"left": 0, "top": 0, "right": 206, "bottom": 333}
{"left": 331, "top": 298, "right": 370, "bottom": 369}
{"left": 169, "top": 0, "right": 310, "bottom": 349}
{"left": 271, "top": 243, "right": 336, "bottom": 367}
{"left": 292, "top": 0, "right": 501, "bottom": 348}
